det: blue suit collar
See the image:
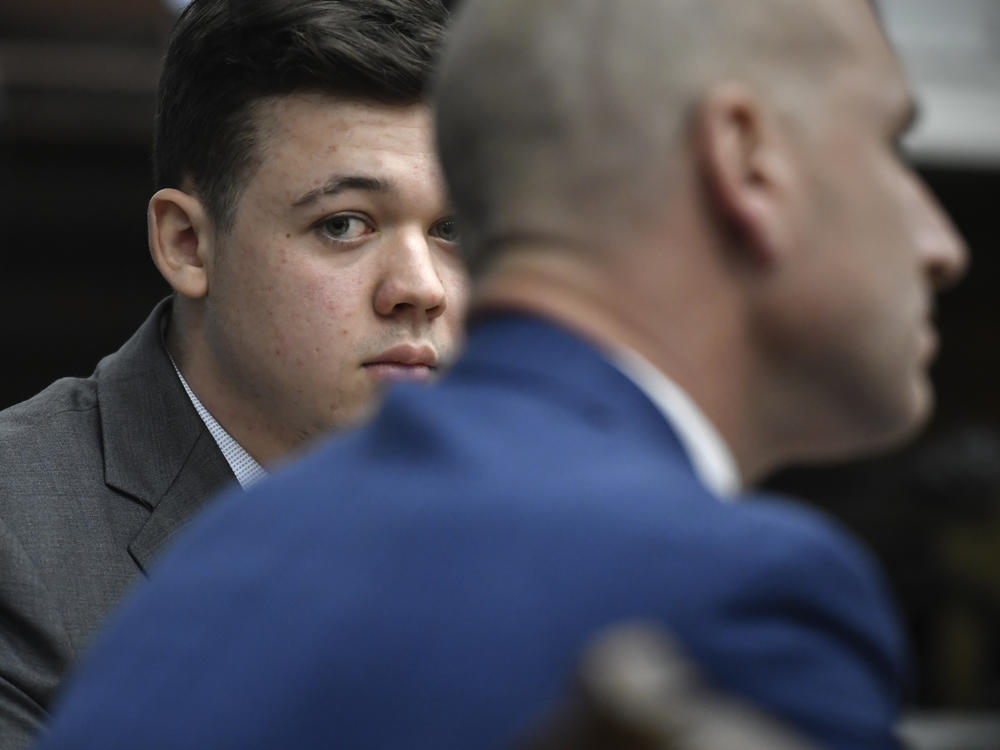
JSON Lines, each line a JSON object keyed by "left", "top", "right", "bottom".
{"left": 458, "top": 311, "right": 690, "bottom": 462}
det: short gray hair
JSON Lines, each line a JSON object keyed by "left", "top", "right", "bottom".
{"left": 434, "top": 0, "right": 876, "bottom": 274}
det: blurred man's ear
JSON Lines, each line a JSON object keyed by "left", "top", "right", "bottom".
{"left": 148, "top": 188, "right": 214, "bottom": 299}
{"left": 694, "top": 83, "right": 798, "bottom": 267}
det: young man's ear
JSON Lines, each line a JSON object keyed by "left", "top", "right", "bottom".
{"left": 148, "top": 188, "right": 214, "bottom": 299}
{"left": 694, "top": 82, "right": 798, "bottom": 267}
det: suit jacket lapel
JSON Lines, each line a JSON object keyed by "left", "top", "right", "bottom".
{"left": 127, "top": 428, "right": 236, "bottom": 572}
{"left": 95, "top": 298, "right": 235, "bottom": 573}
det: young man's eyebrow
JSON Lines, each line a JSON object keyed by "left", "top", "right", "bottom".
{"left": 292, "top": 175, "right": 391, "bottom": 207}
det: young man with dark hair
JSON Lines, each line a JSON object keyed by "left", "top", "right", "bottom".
{"left": 0, "top": 1, "right": 465, "bottom": 746}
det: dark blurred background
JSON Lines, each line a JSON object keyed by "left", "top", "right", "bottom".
{"left": 0, "top": 0, "right": 175, "bottom": 405}
{"left": 0, "top": 0, "right": 998, "bottom": 727}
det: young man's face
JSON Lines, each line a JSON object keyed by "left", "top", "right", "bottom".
{"left": 198, "top": 93, "right": 468, "bottom": 461}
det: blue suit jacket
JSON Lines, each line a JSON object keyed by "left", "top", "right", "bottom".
{"left": 37, "top": 315, "right": 908, "bottom": 750}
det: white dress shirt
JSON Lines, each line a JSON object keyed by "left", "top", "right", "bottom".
{"left": 170, "top": 359, "right": 268, "bottom": 489}
{"left": 611, "top": 347, "right": 741, "bottom": 500}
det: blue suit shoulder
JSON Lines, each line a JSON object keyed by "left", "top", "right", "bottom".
{"left": 683, "top": 492, "right": 908, "bottom": 749}
{"left": 37, "top": 344, "right": 909, "bottom": 750}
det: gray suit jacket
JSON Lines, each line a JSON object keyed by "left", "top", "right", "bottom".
{"left": 0, "top": 298, "right": 236, "bottom": 749}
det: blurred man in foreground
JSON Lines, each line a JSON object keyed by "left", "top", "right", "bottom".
{"left": 36, "top": 0, "right": 965, "bottom": 748}
{"left": 0, "top": 1, "right": 464, "bottom": 746}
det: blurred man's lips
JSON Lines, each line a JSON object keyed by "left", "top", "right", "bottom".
{"left": 920, "top": 323, "right": 938, "bottom": 364}
{"left": 919, "top": 302, "right": 939, "bottom": 364}
{"left": 363, "top": 345, "right": 437, "bottom": 383}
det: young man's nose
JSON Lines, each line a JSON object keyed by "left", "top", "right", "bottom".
{"left": 373, "top": 231, "right": 448, "bottom": 319}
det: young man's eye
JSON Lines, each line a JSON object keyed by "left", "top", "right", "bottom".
{"left": 320, "top": 214, "right": 373, "bottom": 241}
{"left": 431, "top": 217, "right": 460, "bottom": 243}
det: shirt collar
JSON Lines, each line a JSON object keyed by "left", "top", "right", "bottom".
{"left": 168, "top": 357, "right": 268, "bottom": 490}
{"left": 610, "top": 346, "right": 741, "bottom": 500}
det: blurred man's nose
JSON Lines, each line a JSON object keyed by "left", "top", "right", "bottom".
{"left": 913, "top": 179, "right": 969, "bottom": 290}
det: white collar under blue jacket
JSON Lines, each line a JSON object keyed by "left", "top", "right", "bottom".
{"left": 612, "top": 347, "right": 741, "bottom": 500}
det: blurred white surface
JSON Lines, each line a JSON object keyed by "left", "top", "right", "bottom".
{"left": 881, "top": 0, "right": 1000, "bottom": 166}
{"left": 900, "top": 712, "right": 1000, "bottom": 750}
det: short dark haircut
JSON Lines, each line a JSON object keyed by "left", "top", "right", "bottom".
{"left": 154, "top": 0, "right": 450, "bottom": 230}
